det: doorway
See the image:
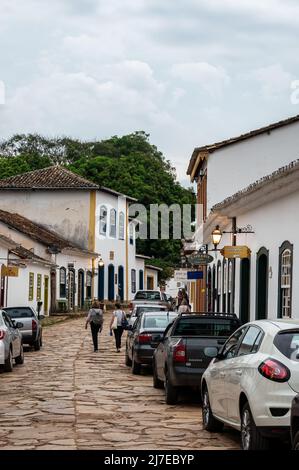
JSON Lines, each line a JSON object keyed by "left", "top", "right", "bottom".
{"left": 108, "top": 264, "right": 115, "bottom": 301}
{"left": 256, "top": 248, "right": 268, "bottom": 320}
{"left": 98, "top": 265, "right": 105, "bottom": 301}
{"left": 50, "top": 270, "right": 56, "bottom": 314}
{"left": 239, "top": 258, "right": 250, "bottom": 324}
{"left": 44, "top": 276, "right": 49, "bottom": 315}
{"left": 118, "top": 266, "right": 124, "bottom": 301}
{"left": 78, "top": 270, "right": 84, "bottom": 309}
{"left": 68, "top": 269, "right": 75, "bottom": 311}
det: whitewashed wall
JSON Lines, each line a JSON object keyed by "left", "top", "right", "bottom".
{"left": 207, "top": 122, "right": 299, "bottom": 213}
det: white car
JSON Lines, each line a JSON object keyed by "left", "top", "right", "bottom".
{"left": 128, "top": 303, "right": 168, "bottom": 326}
{"left": 201, "top": 319, "right": 299, "bottom": 450}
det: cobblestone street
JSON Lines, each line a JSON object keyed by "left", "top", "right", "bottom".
{"left": 0, "top": 316, "right": 240, "bottom": 450}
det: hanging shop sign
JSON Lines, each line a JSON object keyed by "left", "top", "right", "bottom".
{"left": 187, "top": 253, "right": 214, "bottom": 266}
{"left": 1, "top": 265, "right": 19, "bottom": 277}
{"left": 174, "top": 269, "right": 188, "bottom": 282}
{"left": 220, "top": 246, "right": 251, "bottom": 259}
{"left": 187, "top": 271, "right": 204, "bottom": 280}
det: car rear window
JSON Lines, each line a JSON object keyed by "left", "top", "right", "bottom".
{"left": 274, "top": 330, "right": 299, "bottom": 360}
{"left": 136, "top": 306, "right": 166, "bottom": 316}
{"left": 135, "top": 291, "right": 161, "bottom": 300}
{"left": 4, "top": 308, "right": 34, "bottom": 319}
{"left": 143, "top": 314, "right": 176, "bottom": 329}
{"left": 173, "top": 318, "right": 240, "bottom": 337}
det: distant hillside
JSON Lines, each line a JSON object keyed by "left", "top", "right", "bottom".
{"left": 0, "top": 132, "right": 196, "bottom": 278}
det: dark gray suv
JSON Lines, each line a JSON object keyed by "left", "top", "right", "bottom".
{"left": 125, "top": 311, "right": 178, "bottom": 374}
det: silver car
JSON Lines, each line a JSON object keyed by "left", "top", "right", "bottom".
{"left": 3, "top": 306, "right": 43, "bottom": 350}
{"left": 128, "top": 303, "right": 169, "bottom": 326}
{"left": 0, "top": 310, "right": 24, "bottom": 372}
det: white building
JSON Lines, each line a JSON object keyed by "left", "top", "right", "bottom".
{"left": 0, "top": 233, "right": 54, "bottom": 315}
{"left": 0, "top": 209, "right": 96, "bottom": 314}
{"left": 0, "top": 166, "right": 154, "bottom": 304}
{"left": 187, "top": 114, "right": 299, "bottom": 320}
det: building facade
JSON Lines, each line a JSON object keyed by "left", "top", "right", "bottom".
{"left": 187, "top": 114, "right": 299, "bottom": 320}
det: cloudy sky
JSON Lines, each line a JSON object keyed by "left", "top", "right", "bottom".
{"left": 1, "top": 0, "right": 299, "bottom": 185}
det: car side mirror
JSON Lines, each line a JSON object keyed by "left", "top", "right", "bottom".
{"left": 204, "top": 347, "right": 218, "bottom": 358}
{"left": 127, "top": 325, "right": 133, "bottom": 331}
{"left": 39, "top": 314, "right": 45, "bottom": 320}
{"left": 15, "top": 322, "right": 24, "bottom": 329}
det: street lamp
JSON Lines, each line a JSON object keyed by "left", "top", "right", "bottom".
{"left": 98, "top": 258, "right": 104, "bottom": 267}
{"left": 211, "top": 225, "right": 222, "bottom": 251}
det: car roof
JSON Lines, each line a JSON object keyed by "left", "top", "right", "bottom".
{"left": 135, "top": 303, "right": 167, "bottom": 308}
{"left": 3, "top": 306, "right": 33, "bottom": 309}
{"left": 248, "top": 319, "right": 299, "bottom": 331}
{"left": 142, "top": 311, "right": 176, "bottom": 316}
{"left": 178, "top": 312, "right": 239, "bottom": 320}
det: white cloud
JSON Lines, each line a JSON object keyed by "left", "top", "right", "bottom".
{"left": 241, "top": 64, "right": 294, "bottom": 98}
{"left": 171, "top": 62, "right": 230, "bottom": 97}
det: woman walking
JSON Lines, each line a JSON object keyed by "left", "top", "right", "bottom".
{"left": 110, "top": 303, "right": 126, "bottom": 352}
{"left": 85, "top": 300, "right": 104, "bottom": 352}
{"left": 178, "top": 298, "right": 191, "bottom": 314}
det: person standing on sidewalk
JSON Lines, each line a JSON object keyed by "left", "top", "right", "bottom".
{"left": 110, "top": 303, "right": 126, "bottom": 352}
{"left": 85, "top": 300, "right": 104, "bottom": 352}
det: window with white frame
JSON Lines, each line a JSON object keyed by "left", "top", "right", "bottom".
{"left": 281, "top": 248, "right": 292, "bottom": 318}
{"left": 99, "top": 206, "right": 107, "bottom": 235}
{"left": 119, "top": 211, "right": 125, "bottom": 240}
{"left": 129, "top": 223, "right": 134, "bottom": 245}
{"left": 59, "top": 267, "right": 66, "bottom": 298}
{"left": 110, "top": 209, "right": 117, "bottom": 238}
{"left": 86, "top": 271, "right": 92, "bottom": 299}
{"left": 131, "top": 269, "right": 136, "bottom": 293}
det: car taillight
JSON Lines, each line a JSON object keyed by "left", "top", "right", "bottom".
{"left": 173, "top": 340, "right": 186, "bottom": 363}
{"left": 0, "top": 329, "right": 5, "bottom": 340}
{"left": 258, "top": 358, "right": 290, "bottom": 383}
{"left": 138, "top": 333, "right": 152, "bottom": 344}
{"left": 32, "top": 319, "right": 37, "bottom": 331}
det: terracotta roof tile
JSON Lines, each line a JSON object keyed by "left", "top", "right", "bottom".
{"left": 0, "top": 166, "right": 98, "bottom": 190}
{"left": 0, "top": 233, "right": 54, "bottom": 266}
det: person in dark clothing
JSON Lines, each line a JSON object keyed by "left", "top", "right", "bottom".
{"left": 110, "top": 303, "right": 126, "bottom": 352}
{"left": 85, "top": 301, "right": 104, "bottom": 352}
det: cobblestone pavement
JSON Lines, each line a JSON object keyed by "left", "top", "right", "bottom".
{"left": 0, "top": 316, "right": 240, "bottom": 450}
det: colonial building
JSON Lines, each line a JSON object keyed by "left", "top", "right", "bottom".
{"left": 0, "top": 166, "right": 155, "bottom": 306}
{"left": 187, "top": 114, "right": 299, "bottom": 320}
{"left": 0, "top": 209, "right": 96, "bottom": 313}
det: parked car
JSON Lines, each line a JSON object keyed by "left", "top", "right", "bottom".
{"left": 129, "top": 290, "right": 171, "bottom": 312}
{"left": 201, "top": 319, "right": 299, "bottom": 450}
{"left": 0, "top": 310, "right": 24, "bottom": 372}
{"left": 153, "top": 313, "right": 241, "bottom": 405}
{"left": 291, "top": 394, "right": 299, "bottom": 450}
{"left": 3, "top": 307, "right": 43, "bottom": 350}
{"left": 125, "top": 311, "right": 178, "bottom": 374}
{"left": 129, "top": 303, "right": 169, "bottom": 326}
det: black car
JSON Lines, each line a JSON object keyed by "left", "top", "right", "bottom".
{"left": 291, "top": 394, "right": 299, "bottom": 450}
{"left": 153, "top": 312, "right": 241, "bottom": 404}
{"left": 125, "top": 311, "right": 178, "bottom": 375}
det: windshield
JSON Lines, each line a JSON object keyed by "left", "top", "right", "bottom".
{"left": 4, "top": 308, "right": 35, "bottom": 319}
{"left": 134, "top": 291, "right": 161, "bottom": 301}
{"left": 274, "top": 330, "right": 299, "bottom": 361}
{"left": 135, "top": 306, "right": 166, "bottom": 316}
{"left": 173, "top": 318, "right": 240, "bottom": 337}
{"left": 143, "top": 314, "right": 176, "bottom": 329}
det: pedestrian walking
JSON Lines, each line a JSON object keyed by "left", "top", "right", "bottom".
{"left": 178, "top": 298, "right": 191, "bottom": 314}
{"left": 110, "top": 303, "right": 127, "bottom": 352}
{"left": 85, "top": 300, "right": 104, "bottom": 352}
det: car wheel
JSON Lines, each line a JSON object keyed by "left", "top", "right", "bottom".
{"left": 15, "top": 344, "right": 24, "bottom": 365}
{"left": 131, "top": 353, "right": 141, "bottom": 375}
{"left": 202, "top": 387, "right": 224, "bottom": 432}
{"left": 4, "top": 348, "right": 13, "bottom": 372}
{"left": 241, "top": 402, "right": 270, "bottom": 450}
{"left": 125, "top": 349, "right": 132, "bottom": 367}
{"left": 153, "top": 360, "right": 163, "bottom": 389}
{"left": 40, "top": 333, "right": 43, "bottom": 347}
{"left": 293, "top": 431, "right": 299, "bottom": 450}
{"left": 34, "top": 335, "right": 41, "bottom": 351}
{"left": 165, "top": 372, "right": 178, "bottom": 405}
